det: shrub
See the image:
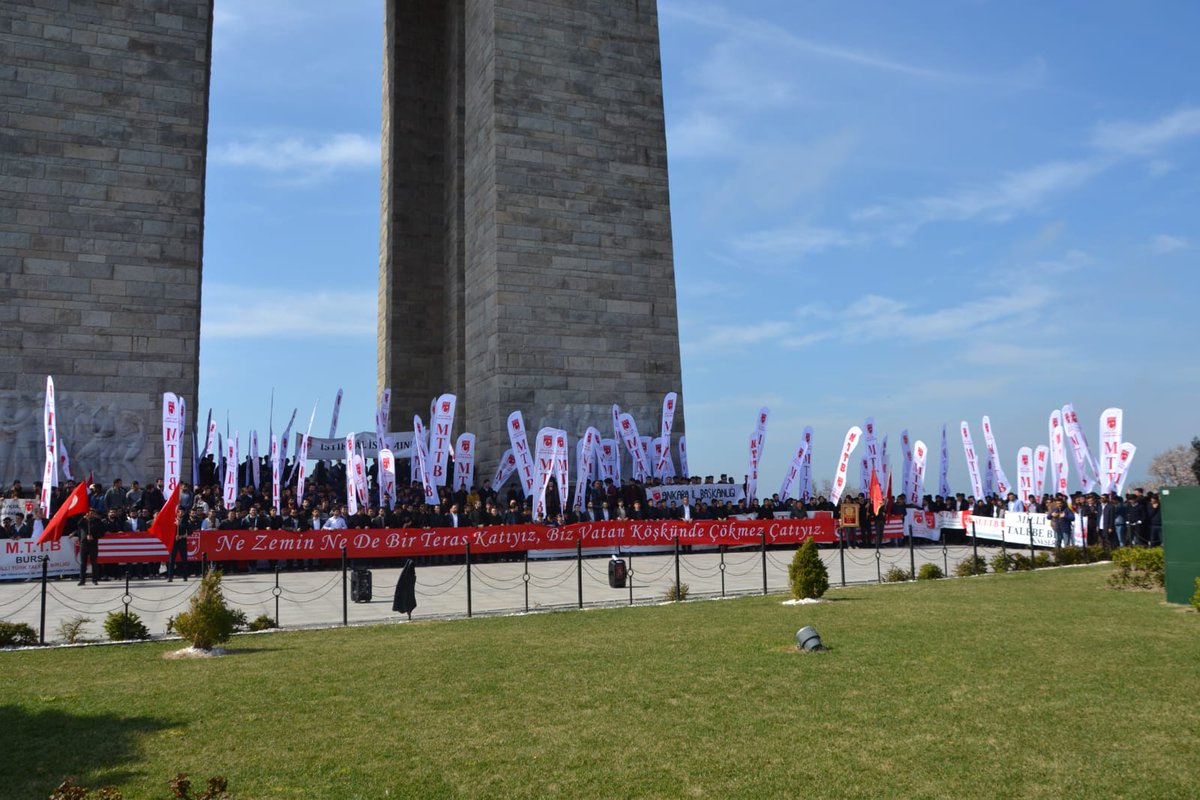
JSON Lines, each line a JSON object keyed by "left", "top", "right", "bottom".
{"left": 248, "top": 614, "right": 277, "bottom": 631}
{"left": 989, "top": 553, "right": 1013, "bottom": 574}
{"left": 1055, "top": 546, "right": 1083, "bottom": 566}
{"left": 1191, "top": 578, "right": 1200, "bottom": 612}
{"left": 917, "top": 563, "right": 944, "bottom": 581}
{"left": 0, "top": 621, "right": 38, "bottom": 647}
{"left": 1108, "top": 547, "right": 1165, "bottom": 590}
{"left": 104, "top": 611, "right": 149, "bottom": 642}
{"left": 954, "top": 555, "right": 988, "bottom": 577}
{"left": 58, "top": 616, "right": 93, "bottom": 644}
{"left": 172, "top": 570, "right": 242, "bottom": 650}
{"left": 883, "top": 566, "right": 911, "bottom": 583}
{"left": 1033, "top": 552, "right": 1052, "bottom": 569}
{"left": 663, "top": 582, "right": 690, "bottom": 602}
{"left": 1009, "top": 553, "right": 1032, "bottom": 572}
{"left": 788, "top": 538, "right": 829, "bottom": 599}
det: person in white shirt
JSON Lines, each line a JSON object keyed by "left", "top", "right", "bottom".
{"left": 322, "top": 509, "right": 348, "bottom": 530}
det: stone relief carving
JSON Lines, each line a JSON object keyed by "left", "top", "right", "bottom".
{"left": 0, "top": 392, "right": 148, "bottom": 487}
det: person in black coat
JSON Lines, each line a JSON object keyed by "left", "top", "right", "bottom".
{"left": 167, "top": 507, "right": 191, "bottom": 582}
{"left": 1147, "top": 496, "right": 1162, "bottom": 546}
{"left": 76, "top": 509, "right": 104, "bottom": 585}
{"left": 392, "top": 559, "right": 417, "bottom": 618}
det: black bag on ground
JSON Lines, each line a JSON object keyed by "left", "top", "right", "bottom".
{"left": 351, "top": 567, "right": 372, "bottom": 603}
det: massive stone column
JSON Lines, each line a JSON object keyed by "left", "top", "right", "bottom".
{"left": 0, "top": 2, "right": 212, "bottom": 487}
{"left": 380, "top": 0, "right": 685, "bottom": 472}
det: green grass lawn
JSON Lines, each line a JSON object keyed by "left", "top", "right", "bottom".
{"left": 4, "top": 565, "right": 1198, "bottom": 799}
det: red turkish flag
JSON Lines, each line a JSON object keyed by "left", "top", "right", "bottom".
{"left": 148, "top": 484, "right": 181, "bottom": 551}
{"left": 869, "top": 469, "right": 884, "bottom": 515}
{"left": 37, "top": 482, "right": 89, "bottom": 544}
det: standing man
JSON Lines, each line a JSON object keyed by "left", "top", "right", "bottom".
{"left": 1049, "top": 499, "right": 1075, "bottom": 549}
{"left": 77, "top": 508, "right": 104, "bottom": 585}
{"left": 167, "top": 506, "right": 191, "bottom": 582}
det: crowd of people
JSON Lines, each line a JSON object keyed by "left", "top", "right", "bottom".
{"left": 3, "top": 451, "right": 1163, "bottom": 581}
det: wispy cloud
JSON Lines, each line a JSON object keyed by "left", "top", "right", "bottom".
{"left": 1149, "top": 234, "right": 1190, "bottom": 254}
{"left": 1090, "top": 107, "right": 1200, "bottom": 156}
{"left": 202, "top": 285, "right": 376, "bottom": 339}
{"left": 733, "top": 224, "right": 858, "bottom": 258}
{"left": 211, "top": 133, "right": 378, "bottom": 179}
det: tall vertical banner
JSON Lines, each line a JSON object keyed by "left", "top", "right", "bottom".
{"left": 203, "top": 411, "right": 216, "bottom": 459}
{"left": 161, "top": 392, "right": 184, "bottom": 496}
{"left": 655, "top": 392, "right": 677, "bottom": 476}
{"left": 533, "top": 428, "right": 557, "bottom": 520}
{"left": 1098, "top": 408, "right": 1123, "bottom": 492}
{"left": 939, "top": 424, "right": 950, "bottom": 498}
{"left": 678, "top": 435, "right": 689, "bottom": 480}
{"left": 379, "top": 449, "right": 396, "bottom": 509}
{"left": 352, "top": 453, "right": 369, "bottom": 509}
{"left": 980, "top": 416, "right": 1011, "bottom": 496}
{"left": 413, "top": 416, "right": 438, "bottom": 506}
{"left": 223, "top": 434, "right": 237, "bottom": 508}
{"left": 270, "top": 434, "right": 281, "bottom": 514}
{"left": 983, "top": 456, "right": 995, "bottom": 497}
{"left": 748, "top": 407, "right": 769, "bottom": 501}
{"left": 554, "top": 430, "right": 569, "bottom": 515}
{"left": 492, "top": 448, "right": 517, "bottom": 490}
{"left": 59, "top": 438, "right": 74, "bottom": 483}
{"left": 248, "top": 430, "right": 260, "bottom": 490}
{"left": 278, "top": 409, "right": 297, "bottom": 472}
{"left": 599, "top": 439, "right": 618, "bottom": 482}
{"left": 909, "top": 440, "right": 927, "bottom": 503}
{"left": 829, "top": 426, "right": 862, "bottom": 505}
{"left": 1033, "top": 445, "right": 1049, "bottom": 498}
{"left": 900, "top": 430, "right": 912, "bottom": 495}
{"left": 1048, "top": 410, "right": 1069, "bottom": 497}
{"left": 638, "top": 437, "right": 653, "bottom": 482}
{"left": 610, "top": 404, "right": 623, "bottom": 482}
{"left": 40, "top": 377, "right": 58, "bottom": 515}
{"left": 959, "top": 421, "right": 983, "bottom": 499}
{"left": 328, "top": 388, "right": 343, "bottom": 439}
{"left": 378, "top": 388, "right": 392, "bottom": 438}
{"left": 800, "top": 426, "right": 814, "bottom": 501}
{"left": 651, "top": 437, "right": 674, "bottom": 478}
{"left": 617, "top": 413, "right": 649, "bottom": 481}
{"left": 574, "top": 427, "right": 601, "bottom": 512}
{"left": 1061, "top": 403, "right": 1095, "bottom": 493}
{"left": 1016, "top": 447, "right": 1034, "bottom": 504}
{"left": 507, "top": 411, "right": 537, "bottom": 498}
{"left": 1114, "top": 443, "right": 1137, "bottom": 495}
{"left": 344, "top": 435, "right": 358, "bottom": 516}
{"left": 427, "top": 394, "right": 456, "bottom": 487}
{"left": 862, "top": 417, "right": 879, "bottom": 485}
{"left": 778, "top": 439, "right": 811, "bottom": 503}
{"left": 453, "top": 433, "right": 476, "bottom": 492}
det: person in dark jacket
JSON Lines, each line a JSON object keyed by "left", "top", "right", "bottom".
{"left": 1125, "top": 497, "right": 1148, "bottom": 546}
{"left": 392, "top": 559, "right": 417, "bottom": 619}
{"left": 77, "top": 509, "right": 104, "bottom": 585}
{"left": 1146, "top": 496, "right": 1162, "bottom": 546}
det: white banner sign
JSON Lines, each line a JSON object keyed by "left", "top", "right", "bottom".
{"left": 646, "top": 483, "right": 747, "bottom": 506}
{"left": 0, "top": 537, "right": 79, "bottom": 581}
{"left": 829, "top": 426, "right": 862, "bottom": 505}
{"left": 454, "top": 433, "right": 476, "bottom": 492}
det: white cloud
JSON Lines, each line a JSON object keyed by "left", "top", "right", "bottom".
{"left": 1149, "top": 234, "right": 1189, "bottom": 254}
{"left": 211, "top": 133, "right": 379, "bottom": 178}
{"left": 202, "top": 285, "right": 376, "bottom": 339}
{"left": 733, "top": 224, "right": 857, "bottom": 258}
{"left": 1090, "top": 107, "right": 1200, "bottom": 156}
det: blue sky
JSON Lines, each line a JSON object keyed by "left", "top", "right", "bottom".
{"left": 199, "top": 0, "right": 1199, "bottom": 493}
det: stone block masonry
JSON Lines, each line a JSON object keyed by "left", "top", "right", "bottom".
{"left": 380, "top": 0, "right": 685, "bottom": 473}
{"left": 0, "top": 1, "right": 213, "bottom": 486}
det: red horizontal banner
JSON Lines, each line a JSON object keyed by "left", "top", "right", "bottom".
{"left": 193, "top": 518, "right": 841, "bottom": 561}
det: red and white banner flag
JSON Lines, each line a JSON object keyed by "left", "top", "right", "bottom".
{"left": 599, "top": 439, "right": 619, "bottom": 482}
{"left": 638, "top": 436, "right": 652, "bottom": 481}
{"left": 1016, "top": 446, "right": 1034, "bottom": 504}
{"left": 652, "top": 436, "right": 675, "bottom": 478}
{"left": 1114, "top": 443, "right": 1137, "bottom": 495}
{"left": 829, "top": 426, "right": 863, "bottom": 505}
{"left": 352, "top": 453, "right": 368, "bottom": 509}
{"left": 1061, "top": 403, "right": 1095, "bottom": 493}
{"left": 379, "top": 448, "right": 396, "bottom": 509}
{"left": 344, "top": 434, "right": 358, "bottom": 516}
{"left": 278, "top": 408, "right": 297, "bottom": 470}
{"left": 959, "top": 421, "right": 983, "bottom": 499}
{"left": 204, "top": 413, "right": 217, "bottom": 459}
{"left": 40, "top": 377, "right": 58, "bottom": 515}
{"left": 981, "top": 416, "right": 1011, "bottom": 496}
{"left": 430, "top": 394, "right": 457, "bottom": 488}
{"left": 58, "top": 438, "right": 74, "bottom": 482}
{"left": 378, "top": 387, "right": 392, "bottom": 437}
{"left": 800, "top": 426, "right": 814, "bottom": 501}
{"left": 161, "top": 392, "right": 185, "bottom": 495}
{"left": 492, "top": 448, "right": 517, "bottom": 489}
{"left": 1098, "top": 408, "right": 1123, "bottom": 492}
{"left": 554, "top": 430, "right": 569, "bottom": 515}
{"left": 454, "top": 433, "right": 476, "bottom": 492}
{"left": 1048, "top": 410, "right": 1068, "bottom": 496}
{"left": 863, "top": 416, "right": 880, "bottom": 486}
{"left": 223, "top": 433, "right": 237, "bottom": 508}
{"left": 679, "top": 435, "right": 689, "bottom": 480}
{"left": 248, "top": 430, "right": 260, "bottom": 490}
{"left": 778, "top": 438, "right": 811, "bottom": 503}
{"left": 747, "top": 407, "right": 769, "bottom": 501}
{"left": 655, "top": 392, "right": 678, "bottom": 476}
{"left": 328, "top": 387, "right": 343, "bottom": 438}
{"left": 413, "top": 416, "right": 438, "bottom": 506}
{"left": 911, "top": 439, "right": 928, "bottom": 502}
{"left": 611, "top": 404, "right": 622, "bottom": 482}
{"left": 1033, "top": 445, "right": 1049, "bottom": 498}
{"left": 574, "top": 427, "right": 601, "bottom": 512}
{"left": 507, "top": 411, "right": 536, "bottom": 498}
{"left": 534, "top": 427, "right": 558, "bottom": 520}
{"left": 617, "top": 413, "right": 649, "bottom": 481}
{"left": 270, "top": 434, "right": 281, "bottom": 514}
{"left": 900, "top": 430, "right": 912, "bottom": 495}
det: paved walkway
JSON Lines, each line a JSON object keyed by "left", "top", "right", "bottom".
{"left": 1, "top": 542, "right": 1022, "bottom": 644}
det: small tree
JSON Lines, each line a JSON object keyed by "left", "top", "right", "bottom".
{"left": 1146, "top": 444, "right": 1199, "bottom": 490}
{"left": 789, "top": 538, "right": 829, "bottom": 599}
{"left": 172, "top": 570, "right": 241, "bottom": 651}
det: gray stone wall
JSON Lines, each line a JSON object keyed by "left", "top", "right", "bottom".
{"left": 383, "top": 0, "right": 685, "bottom": 474}
{"left": 0, "top": 1, "right": 212, "bottom": 487}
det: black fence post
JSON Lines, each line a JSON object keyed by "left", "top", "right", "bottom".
{"left": 719, "top": 546, "right": 726, "bottom": 597}
{"left": 341, "top": 546, "right": 348, "bottom": 626}
{"left": 274, "top": 565, "right": 281, "bottom": 626}
{"left": 675, "top": 535, "right": 682, "bottom": 601}
{"left": 761, "top": 532, "right": 767, "bottom": 596}
{"left": 908, "top": 525, "right": 916, "bottom": 579}
{"left": 1028, "top": 518, "right": 1036, "bottom": 569}
{"left": 875, "top": 532, "right": 882, "bottom": 584}
{"left": 523, "top": 550, "right": 529, "bottom": 614}
{"left": 123, "top": 569, "right": 131, "bottom": 640}
{"left": 466, "top": 541, "right": 473, "bottom": 618}
{"left": 972, "top": 522, "right": 979, "bottom": 574}
{"left": 39, "top": 556, "right": 48, "bottom": 645}
{"left": 576, "top": 538, "right": 583, "bottom": 610}
{"left": 627, "top": 551, "right": 634, "bottom": 606}
{"left": 839, "top": 529, "right": 846, "bottom": 587}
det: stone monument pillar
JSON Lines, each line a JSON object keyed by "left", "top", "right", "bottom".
{"left": 379, "top": 0, "right": 685, "bottom": 472}
{"left": 0, "top": 2, "right": 213, "bottom": 487}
